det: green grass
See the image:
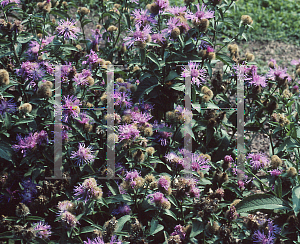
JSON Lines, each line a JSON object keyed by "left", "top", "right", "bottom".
{"left": 168, "top": 0, "right": 300, "bottom": 45}
{"left": 225, "top": 0, "right": 300, "bottom": 45}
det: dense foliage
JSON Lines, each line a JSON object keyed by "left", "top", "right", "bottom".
{"left": 0, "top": 0, "right": 300, "bottom": 243}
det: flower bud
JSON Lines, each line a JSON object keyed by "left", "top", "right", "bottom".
{"left": 77, "top": 7, "right": 90, "bottom": 15}
{"left": 287, "top": 167, "right": 297, "bottom": 177}
{"left": 171, "top": 27, "right": 181, "bottom": 38}
{"left": 0, "top": 69, "right": 9, "bottom": 85}
{"left": 107, "top": 25, "right": 118, "bottom": 32}
{"left": 19, "top": 103, "right": 32, "bottom": 113}
{"left": 241, "top": 15, "right": 253, "bottom": 25}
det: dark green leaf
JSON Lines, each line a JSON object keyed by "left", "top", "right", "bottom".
{"left": 190, "top": 220, "right": 204, "bottom": 238}
{"left": 165, "top": 71, "right": 179, "bottom": 82}
{"left": 274, "top": 178, "right": 282, "bottom": 198}
{"left": 147, "top": 52, "right": 160, "bottom": 68}
{"left": 235, "top": 194, "right": 292, "bottom": 213}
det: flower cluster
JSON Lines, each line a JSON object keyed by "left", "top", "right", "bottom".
{"left": 12, "top": 130, "right": 48, "bottom": 156}
{"left": 147, "top": 192, "right": 171, "bottom": 209}
{"left": 73, "top": 178, "right": 103, "bottom": 202}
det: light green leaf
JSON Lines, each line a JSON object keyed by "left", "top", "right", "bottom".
{"left": 292, "top": 186, "right": 300, "bottom": 215}
{"left": 115, "top": 215, "right": 131, "bottom": 232}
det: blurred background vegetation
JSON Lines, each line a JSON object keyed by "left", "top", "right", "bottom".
{"left": 169, "top": 0, "right": 300, "bottom": 45}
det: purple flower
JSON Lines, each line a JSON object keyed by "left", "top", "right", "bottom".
{"left": 73, "top": 178, "right": 103, "bottom": 203}
{"left": 131, "top": 9, "right": 157, "bottom": 25}
{"left": 61, "top": 95, "right": 82, "bottom": 122}
{"left": 40, "top": 61, "right": 54, "bottom": 75}
{"left": 60, "top": 211, "right": 79, "bottom": 228}
{"left": 158, "top": 176, "right": 170, "bottom": 190}
{"left": 12, "top": 131, "right": 48, "bottom": 157}
{"left": 27, "top": 36, "right": 55, "bottom": 60}
{"left": 249, "top": 74, "right": 267, "bottom": 87}
{"left": 267, "top": 66, "right": 291, "bottom": 82}
{"left": 165, "top": 152, "right": 185, "bottom": 169}
{"left": 252, "top": 220, "right": 280, "bottom": 244}
{"left": 20, "top": 179, "right": 38, "bottom": 203}
{"left": 151, "top": 33, "right": 166, "bottom": 44}
{"left": 181, "top": 62, "right": 207, "bottom": 87}
{"left": 291, "top": 59, "right": 300, "bottom": 66}
{"left": 189, "top": 186, "right": 200, "bottom": 198}
{"left": 73, "top": 71, "right": 90, "bottom": 86}
{"left": 125, "top": 170, "right": 140, "bottom": 181}
{"left": 224, "top": 155, "right": 233, "bottom": 163}
{"left": 171, "top": 224, "right": 186, "bottom": 240}
{"left": 139, "top": 99, "right": 154, "bottom": 112}
{"left": 1, "top": 0, "right": 20, "bottom": 7}
{"left": 237, "top": 180, "right": 245, "bottom": 189}
{"left": 155, "top": 0, "right": 169, "bottom": 11}
{"left": 166, "top": 6, "right": 187, "bottom": 16}
{"left": 0, "top": 98, "right": 17, "bottom": 116}
{"left": 268, "top": 169, "right": 281, "bottom": 177}
{"left": 33, "top": 221, "right": 52, "bottom": 239}
{"left": 155, "top": 131, "right": 173, "bottom": 146}
{"left": 61, "top": 62, "right": 73, "bottom": 82}
{"left": 114, "top": 91, "right": 132, "bottom": 108}
{"left": 57, "top": 200, "right": 74, "bottom": 214}
{"left": 131, "top": 111, "right": 152, "bottom": 124}
{"left": 186, "top": 4, "right": 214, "bottom": 23}
{"left": 56, "top": 19, "right": 80, "bottom": 40}
{"left": 247, "top": 152, "right": 270, "bottom": 170}
{"left": 76, "top": 112, "right": 93, "bottom": 124}
{"left": 82, "top": 50, "right": 102, "bottom": 68}
{"left": 16, "top": 61, "right": 45, "bottom": 82}
{"left": 71, "top": 143, "right": 96, "bottom": 166}
{"left": 84, "top": 236, "right": 121, "bottom": 244}
{"left": 124, "top": 24, "right": 151, "bottom": 48}
{"left": 118, "top": 124, "right": 140, "bottom": 142}
{"left": 90, "top": 28, "right": 102, "bottom": 47}
{"left": 112, "top": 204, "right": 131, "bottom": 216}
{"left": 147, "top": 191, "right": 170, "bottom": 208}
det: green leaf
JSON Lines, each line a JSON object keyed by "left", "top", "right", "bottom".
{"left": 82, "top": 217, "right": 102, "bottom": 230}
{"left": 106, "top": 180, "right": 120, "bottom": 195}
{"left": 170, "top": 83, "right": 185, "bottom": 91}
{"left": 235, "top": 194, "right": 292, "bottom": 213}
{"left": 61, "top": 44, "right": 78, "bottom": 52}
{"left": 149, "top": 218, "right": 158, "bottom": 235}
{"left": 106, "top": 194, "right": 133, "bottom": 204}
{"left": 0, "top": 141, "right": 13, "bottom": 162}
{"left": 81, "top": 18, "right": 92, "bottom": 28}
{"left": 190, "top": 220, "right": 204, "bottom": 238}
{"left": 165, "top": 71, "right": 179, "bottom": 82}
{"left": 292, "top": 186, "right": 300, "bottom": 215}
{"left": 239, "top": 25, "right": 245, "bottom": 35}
{"left": 199, "top": 36, "right": 213, "bottom": 47}
{"left": 149, "top": 218, "right": 164, "bottom": 236}
{"left": 206, "top": 127, "right": 214, "bottom": 146}
{"left": 115, "top": 215, "right": 131, "bottom": 232}
{"left": 50, "top": 9, "right": 70, "bottom": 19}
{"left": 147, "top": 52, "right": 160, "bottom": 68}
{"left": 216, "top": 53, "right": 234, "bottom": 66}
{"left": 163, "top": 209, "right": 177, "bottom": 220}
{"left": 140, "top": 48, "right": 146, "bottom": 65}
{"left": 274, "top": 178, "right": 282, "bottom": 198}
{"left": 17, "top": 33, "right": 34, "bottom": 43}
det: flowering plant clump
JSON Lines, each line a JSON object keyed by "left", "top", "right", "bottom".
{"left": 0, "top": 0, "right": 300, "bottom": 242}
